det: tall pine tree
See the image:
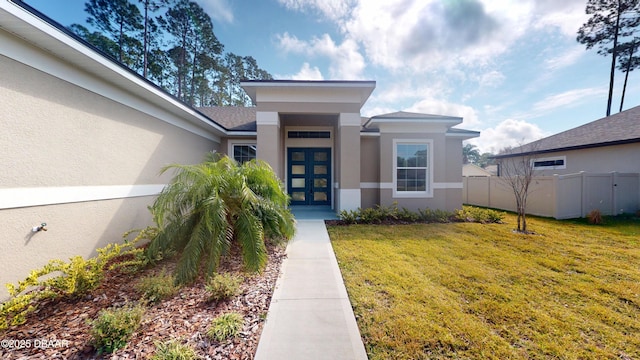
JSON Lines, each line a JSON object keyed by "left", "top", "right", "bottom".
{"left": 577, "top": 0, "right": 640, "bottom": 116}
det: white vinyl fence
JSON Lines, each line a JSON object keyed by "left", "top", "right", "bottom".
{"left": 463, "top": 172, "right": 640, "bottom": 219}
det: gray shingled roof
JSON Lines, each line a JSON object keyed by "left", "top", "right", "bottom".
{"left": 369, "top": 111, "right": 462, "bottom": 121}
{"left": 495, "top": 105, "right": 640, "bottom": 158}
{"left": 197, "top": 107, "right": 257, "bottom": 131}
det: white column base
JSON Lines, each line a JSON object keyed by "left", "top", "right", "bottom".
{"left": 338, "top": 188, "right": 361, "bottom": 212}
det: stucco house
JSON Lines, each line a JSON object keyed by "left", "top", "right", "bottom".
{"left": 465, "top": 106, "right": 640, "bottom": 219}
{"left": 492, "top": 105, "right": 640, "bottom": 176}
{"left": 0, "top": 0, "right": 478, "bottom": 297}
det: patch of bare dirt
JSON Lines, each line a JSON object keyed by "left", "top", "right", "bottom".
{"left": 0, "top": 245, "right": 286, "bottom": 359}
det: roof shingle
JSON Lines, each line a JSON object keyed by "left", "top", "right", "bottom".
{"left": 197, "top": 107, "right": 256, "bottom": 131}
{"left": 497, "top": 105, "right": 640, "bottom": 157}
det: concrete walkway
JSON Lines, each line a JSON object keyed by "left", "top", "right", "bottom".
{"left": 254, "top": 219, "right": 368, "bottom": 360}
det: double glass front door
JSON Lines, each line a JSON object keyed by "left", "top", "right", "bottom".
{"left": 287, "top": 148, "right": 331, "bottom": 206}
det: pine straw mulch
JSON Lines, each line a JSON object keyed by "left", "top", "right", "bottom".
{"left": 0, "top": 244, "right": 286, "bottom": 360}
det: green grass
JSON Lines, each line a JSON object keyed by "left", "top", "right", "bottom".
{"left": 328, "top": 213, "right": 640, "bottom": 360}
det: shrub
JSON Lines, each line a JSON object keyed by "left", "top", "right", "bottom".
{"left": 88, "top": 304, "right": 145, "bottom": 354}
{"left": 397, "top": 207, "right": 419, "bottom": 222}
{"left": 137, "top": 269, "right": 180, "bottom": 304}
{"left": 147, "top": 154, "right": 295, "bottom": 285}
{"left": 0, "top": 228, "right": 154, "bottom": 330}
{"left": 207, "top": 312, "right": 243, "bottom": 342}
{"left": 338, "top": 209, "right": 359, "bottom": 224}
{"left": 454, "top": 207, "right": 505, "bottom": 224}
{"left": 205, "top": 273, "right": 242, "bottom": 302}
{"left": 151, "top": 339, "right": 198, "bottom": 360}
{"left": 587, "top": 209, "right": 603, "bottom": 224}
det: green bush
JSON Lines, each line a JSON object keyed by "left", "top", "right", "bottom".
{"left": 147, "top": 154, "right": 295, "bottom": 285}
{"left": 336, "top": 204, "right": 504, "bottom": 225}
{"left": 454, "top": 207, "right": 505, "bottom": 224}
{"left": 88, "top": 304, "right": 145, "bottom": 354}
{"left": 205, "top": 273, "right": 242, "bottom": 302}
{"left": 151, "top": 339, "right": 198, "bottom": 360}
{"left": 137, "top": 269, "right": 180, "bottom": 304}
{"left": 207, "top": 312, "right": 243, "bottom": 342}
{"left": 0, "top": 228, "right": 155, "bottom": 330}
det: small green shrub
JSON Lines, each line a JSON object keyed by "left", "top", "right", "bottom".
{"left": 205, "top": 273, "right": 242, "bottom": 302}
{"left": 338, "top": 209, "right": 359, "bottom": 224}
{"left": 454, "top": 207, "right": 505, "bottom": 224}
{"left": 137, "top": 269, "right": 180, "bottom": 304}
{"left": 0, "top": 227, "right": 156, "bottom": 330}
{"left": 151, "top": 339, "right": 198, "bottom": 360}
{"left": 207, "top": 312, "right": 243, "bottom": 342}
{"left": 88, "top": 304, "right": 145, "bottom": 354}
{"left": 397, "top": 207, "right": 419, "bottom": 222}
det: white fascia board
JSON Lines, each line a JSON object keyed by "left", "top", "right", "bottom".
{"left": 366, "top": 117, "right": 462, "bottom": 128}
{"left": 360, "top": 132, "right": 380, "bottom": 137}
{"left": 241, "top": 80, "right": 376, "bottom": 107}
{"left": 225, "top": 131, "right": 257, "bottom": 137}
{"left": 0, "top": 2, "right": 225, "bottom": 141}
{"left": 446, "top": 130, "right": 481, "bottom": 140}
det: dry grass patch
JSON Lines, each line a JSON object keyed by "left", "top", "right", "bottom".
{"left": 328, "top": 213, "right": 640, "bottom": 360}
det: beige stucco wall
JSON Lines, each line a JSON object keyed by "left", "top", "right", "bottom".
{"left": 531, "top": 143, "right": 640, "bottom": 176}
{"left": 0, "top": 55, "right": 219, "bottom": 299}
{"left": 377, "top": 132, "right": 463, "bottom": 212}
{"left": 360, "top": 136, "right": 380, "bottom": 208}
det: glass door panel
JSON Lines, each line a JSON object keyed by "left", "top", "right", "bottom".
{"left": 287, "top": 148, "right": 331, "bottom": 206}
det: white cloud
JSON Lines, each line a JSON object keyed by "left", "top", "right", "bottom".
{"left": 468, "top": 118, "right": 547, "bottom": 153}
{"left": 200, "top": 0, "right": 234, "bottom": 24}
{"left": 290, "top": 63, "right": 324, "bottom": 80}
{"left": 532, "top": 87, "right": 606, "bottom": 113}
{"left": 407, "top": 98, "right": 481, "bottom": 128}
{"left": 544, "top": 46, "right": 584, "bottom": 71}
{"left": 479, "top": 70, "right": 506, "bottom": 88}
{"left": 532, "top": 0, "right": 587, "bottom": 37}
{"left": 277, "top": 0, "right": 354, "bottom": 21}
{"left": 277, "top": 0, "right": 589, "bottom": 75}
{"left": 276, "top": 33, "right": 366, "bottom": 79}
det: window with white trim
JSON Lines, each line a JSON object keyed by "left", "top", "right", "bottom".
{"left": 232, "top": 144, "right": 256, "bottom": 164}
{"left": 532, "top": 156, "right": 566, "bottom": 170}
{"left": 394, "top": 141, "right": 431, "bottom": 196}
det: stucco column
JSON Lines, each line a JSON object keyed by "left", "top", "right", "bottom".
{"left": 337, "top": 112, "right": 361, "bottom": 211}
{"left": 256, "top": 111, "right": 282, "bottom": 179}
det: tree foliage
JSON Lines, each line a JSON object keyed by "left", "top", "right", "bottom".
{"left": 146, "top": 154, "right": 295, "bottom": 285}
{"left": 577, "top": 0, "right": 640, "bottom": 116}
{"left": 72, "top": 0, "right": 272, "bottom": 106}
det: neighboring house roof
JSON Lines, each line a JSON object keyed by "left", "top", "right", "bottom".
{"left": 463, "top": 163, "right": 492, "bottom": 176}
{"left": 494, "top": 105, "right": 640, "bottom": 158}
{"left": 197, "top": 107, "right": 257, "bottom": 132}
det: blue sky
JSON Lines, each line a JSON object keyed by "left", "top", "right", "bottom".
{"left": 25, "top": 0, "right": 640, "bottom": 153}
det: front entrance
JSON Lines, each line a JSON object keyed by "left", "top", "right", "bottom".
{"left": 287, "top": 148, "right": 331, "bottom": 206}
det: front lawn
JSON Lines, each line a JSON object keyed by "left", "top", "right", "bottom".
{"left": 328, "top": 214, "right": 640, "bottom": 359}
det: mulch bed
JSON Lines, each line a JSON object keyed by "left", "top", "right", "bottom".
{"left": 0, "top": 245, "right": 286, "bottom": 359}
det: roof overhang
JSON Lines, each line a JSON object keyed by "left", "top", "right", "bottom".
{"left": 0, "top": 0, "right": 227, "bottom": 140}
{"left": 491, "top": 138, "right": 640, "bottom": 159}
{"left": 241, "top": 80, "right": 376, "bottom": 111}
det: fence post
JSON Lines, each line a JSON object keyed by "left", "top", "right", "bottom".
{"left": 553, "top": 174, "right": 559, "bottom": 219}
{"left": 612, "top": 172, "right": 618, "bottom": 216}
{"left": 580, "top": 171, "right": 586, "bottom": 217}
